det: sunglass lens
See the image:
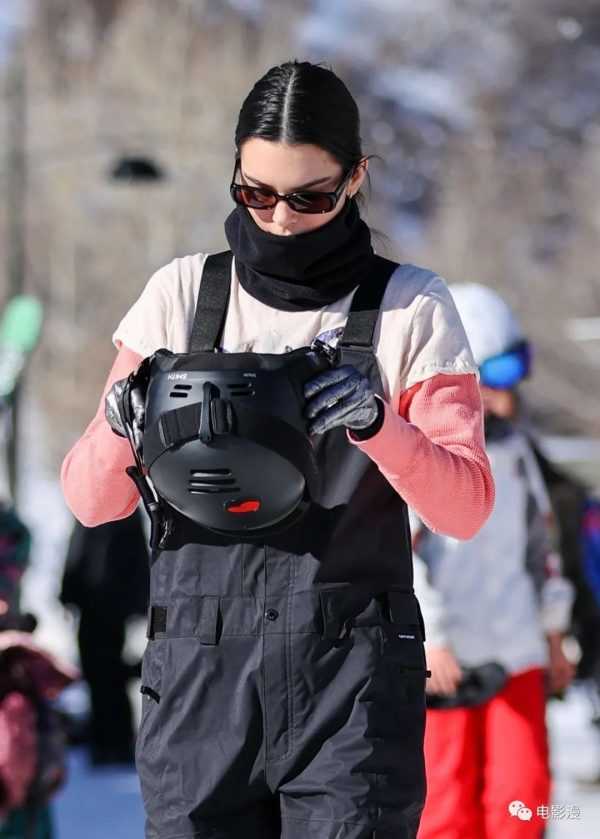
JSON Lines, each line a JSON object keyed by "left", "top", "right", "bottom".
{"left": 233, "top": 186, "right": 276, "bottom": 209}
{"left": 288, "top": 192, "right": 334, "bottom": 213}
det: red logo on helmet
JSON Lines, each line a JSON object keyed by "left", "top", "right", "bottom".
{"left": 226, "top": 499, "right": 261, "bottom": 514}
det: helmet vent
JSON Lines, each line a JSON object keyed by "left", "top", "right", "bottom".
{"left": 227, "top": 382, "right": 255, "bottom": 398}
{"left": 170, "top": 384, "right": 193, "bottom": 399}
{"left": 188, "top": 468, "right": 240, "bottom": 494}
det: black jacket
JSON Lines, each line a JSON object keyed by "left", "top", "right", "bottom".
{"left": 60, "top": 509, "right": 149, "bottom": 619}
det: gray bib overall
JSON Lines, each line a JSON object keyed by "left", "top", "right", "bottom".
{"left": 136, "top": 253, "right": 428, "bottom": 839}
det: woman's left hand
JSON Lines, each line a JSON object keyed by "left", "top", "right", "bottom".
{"left": 303, "top": 365, "right": 382, "bottom": 436}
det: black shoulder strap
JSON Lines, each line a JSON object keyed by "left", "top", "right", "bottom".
{"left": 190, "top": 251, "right": 396, "bottom": 352}
{"left": 339, "top": 255, "right": 399, "bottom": 349}
{"left": 189, "top": 251, "right": 234, "bottom": 353}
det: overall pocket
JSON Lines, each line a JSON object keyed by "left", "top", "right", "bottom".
{"left": 379, "top": 591, "right": 428, "bottom": 706}
{"left": 139, "top": 640, "right": 164, "bottom": 706}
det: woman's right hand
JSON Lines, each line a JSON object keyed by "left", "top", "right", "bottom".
{"left": 425, "top": 645, "right": 463, "bottom": 696}
{"left": 105, "top": 375, "right": 146, "bottom": 453}
{"left": 105, "top": 377, "right": 129, "bottom": 438}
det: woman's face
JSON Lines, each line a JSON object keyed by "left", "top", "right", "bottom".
{"left": 237, "top": 138, "right": 367, "bottom": 236}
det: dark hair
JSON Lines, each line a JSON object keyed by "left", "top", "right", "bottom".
{"left": 235, "top": 61, "right": 363, "bottom": 172}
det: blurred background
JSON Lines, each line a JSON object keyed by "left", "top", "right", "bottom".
{"left": 0, "top": 0, "right": 599, "bottom": 837}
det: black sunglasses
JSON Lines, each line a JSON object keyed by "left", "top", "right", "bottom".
{"left": 230, "top": 161, "right": 356, "bottom": 215}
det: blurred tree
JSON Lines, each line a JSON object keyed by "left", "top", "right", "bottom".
{"left": 0, "top": 0, "right": 302, "bottom": 469}
{"left": 89, "top": 0, "right": 128, "bottom": 35}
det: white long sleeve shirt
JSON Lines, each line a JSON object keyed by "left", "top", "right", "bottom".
{"left": 412, "top": 424, "right": 574, "bottom": 675}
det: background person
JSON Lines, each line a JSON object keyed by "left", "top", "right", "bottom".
{"left": 414, "top": 283, "right": 575, "bottom": 839}
{"left": 60, "top": 509, "right": 149, "bottom": 766}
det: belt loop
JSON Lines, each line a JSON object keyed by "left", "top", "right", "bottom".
{"left": 375, "top": 592, "right": 392, "bottom": 623}
{"left": 319, "top": 591, "right": 342, "bottom": 640}
{"left": 198, "top": 597, "right": 220, "bottom": 645}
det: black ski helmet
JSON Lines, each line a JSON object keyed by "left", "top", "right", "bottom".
{"left": 138, "top": 345, "right": 333, "bottom": 536}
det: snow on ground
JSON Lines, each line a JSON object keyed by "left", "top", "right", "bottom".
{"left": 54, "top": 749, "right": 145, "bottom": 839}
{"left": 546, "top": 686, "right": 600, "bottom": 838}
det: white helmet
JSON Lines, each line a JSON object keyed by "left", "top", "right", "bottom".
{"left": 448, "top": 283, "right": 524, "bottom": 365}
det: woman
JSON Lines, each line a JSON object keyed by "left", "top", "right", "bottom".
{"left": 61, "top": 62, "right": 494, "bottom": 839}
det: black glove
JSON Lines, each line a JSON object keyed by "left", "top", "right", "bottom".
{"left": 105, "top": 375, "right": 146, "bottom": 454}
{"left": 303, "top": 365, "right": 384, "bottom": 437}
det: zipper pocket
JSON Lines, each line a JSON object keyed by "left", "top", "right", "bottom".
{"left": 140, "top": 685, "right": 161, "bottom": 704}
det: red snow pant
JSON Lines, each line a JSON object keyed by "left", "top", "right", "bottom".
{"left": 418, "top": 667, "right": 551, "bottom": 839}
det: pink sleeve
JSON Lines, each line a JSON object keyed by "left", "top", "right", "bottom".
{"left": 63, "top": 354, "right": 493, "bottom": 537}
{"left": 60, "top": 346, "right": 144, "bottom": 527}
{"left": 350, "top": 373, "right": 494, "bottom": 539}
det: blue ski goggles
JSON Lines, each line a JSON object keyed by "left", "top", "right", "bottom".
{"left": 479, "top": 341, "right": 532, "bottom": 390}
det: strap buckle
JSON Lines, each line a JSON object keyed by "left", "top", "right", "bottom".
{"left": 199, "top": 381, "right": 233, "bottom": 443}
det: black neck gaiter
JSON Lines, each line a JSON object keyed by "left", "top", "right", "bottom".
{"left": 223, "top": 198, "right": 374, "bottom": 311}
